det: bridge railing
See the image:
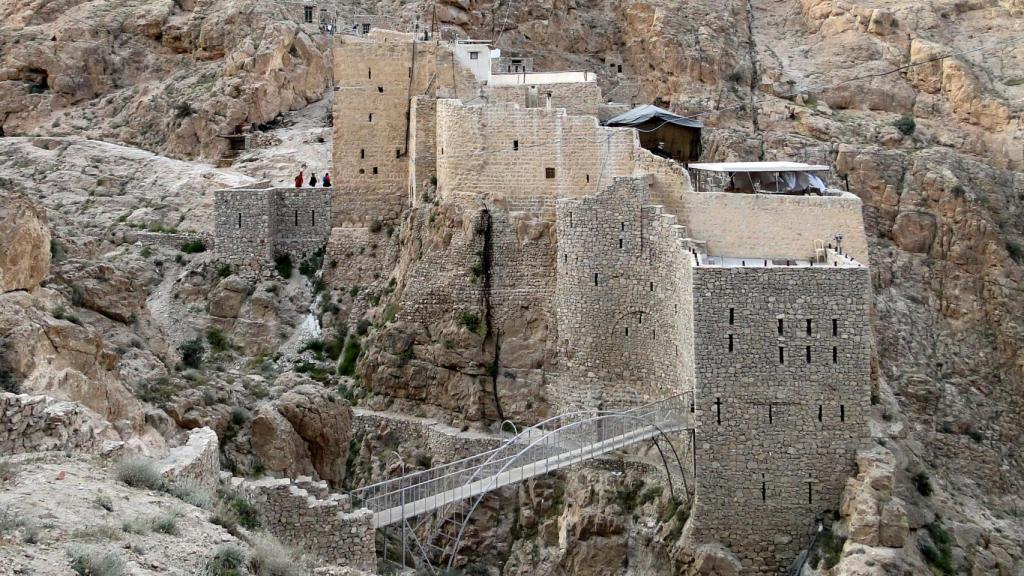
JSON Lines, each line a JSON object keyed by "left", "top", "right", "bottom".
{"left": 350, "top": 392, "right": 692, "bottom": 518}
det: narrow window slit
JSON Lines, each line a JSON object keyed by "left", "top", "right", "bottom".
{"left": 818, "top": 405, "right": 823, "bottom": 422}
{"left": 806, "top": 346, "right": 811, "bottom": 364}
{"left": 593, "top": 273, "right": 598, "bottom": 286}
{"left": 293, "top": 209, "right": 298, "bottom": 226}
{"left": 729, "top": 308, "right": 734, "bottom": 325}
{"left": 778, "top": 347, "right": 785, "bottom": 364}
{"left": 806, "top": 318, "right": 812, "bottom": 335}
{"left": 715, "top": 397, "right": 722, "bottom": 425}
{"left": 728, "top": 334, "right": 734, "bottom": 352}
{"left": 769, "top": 403, "right": 773, "bottom": 423}
{"left": 618, "top": 238, "right": 623, "bottom": 249}
{"left": 832, "top": 347, "right": 838, "bottom": 364}
{"left": 840, "top": 405, "right": 845, "bottom": 422}
{"left": 778, "top": 318, "right": 784, "bottom": 335}
{"left": 832, "top": 318, "right": 838, "bottom": 336}
{"left": 237, "top": 213, "right": 241, "bottom": 228}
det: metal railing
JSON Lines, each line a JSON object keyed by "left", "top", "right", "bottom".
{"left": 351, "top": 393, "right": 693, "bottom": 528}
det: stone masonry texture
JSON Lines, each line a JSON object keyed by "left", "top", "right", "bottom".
{"left": 214, "top": 187, "right": 331, "bottom": 263}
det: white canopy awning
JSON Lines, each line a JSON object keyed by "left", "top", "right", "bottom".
{"left": 687, "top": 161, "right": 830, "bottom": 173}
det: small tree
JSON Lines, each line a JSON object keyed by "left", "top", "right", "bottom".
{"left": 893, "top": 115, "right": 916, "bottom": 136}
{"left": 179, "top": 337, "right": 205, "bottom": 369}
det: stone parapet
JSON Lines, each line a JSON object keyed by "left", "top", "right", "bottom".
{"left": 222, "top": 474, "right": 375, "bottom": 571}
{"left": 157, "top": 427, "right": 220, "bottom": 491}
{"left": 0, "top": 393, "right": 118, "bottom": 455}
{"left": 214, "top": 187, "right": 331, "bottom": 264}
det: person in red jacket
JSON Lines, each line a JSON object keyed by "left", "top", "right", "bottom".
{"left": 322, "top": 173, "right": 332, "bottom": 187}
{"left": 294, "top": 170, "right": 304, "bottom": 188}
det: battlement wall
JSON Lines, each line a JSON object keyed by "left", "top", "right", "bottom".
{"left": 551, "top": 177, "right": 694, "bottom": 412}
{"left": 686, "top": 264, "right": 872, "bottom": 574}
{"left": 676, "top": 190, "right": 869, "bottom": 264}
{"left": 435, "top": 100, "right": 637, "bottom": 201}
{"left": 214, "top": 188, "right": 330, "bottom": 263}
{"left": 484, "top": 81, "right": 604, "bottom": 117}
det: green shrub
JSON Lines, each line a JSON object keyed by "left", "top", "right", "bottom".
{"left": 0, "top": 505, "right": 17, "bottom": 535}
{"left": 136, "top": 376, "right": 186, "bottom": 406}
{"left": 301, "top": 338, "right": 325, "bottom": 356}
{"left": 355, "top": 318, "right": 371, "bottom": 336}
{"left": 1006, "top": 241, "right": 1022, "bottom": 263}
{"left": 248, "top": 533, "right": 300, "bottom": 576}
{"left": 140, "top": 246, "right": 153, "bottom": 258}
{"left": 92, "top": 494, "right": 114, "bottom": 512}
{"left": 469, "top": 262, "right": 483, "bottom": 277}
{"left": 809, "top": 527, "right": 846, "bottom": 570}
{"left": 230, "top": 406, "right": 251, "bottom": 426}
{"left": 369, "top": 219, "right": 383, "bottom": 233}
{"left": 0, "top": 366, "right": 20, "bottom": 394}
{"left": 179, "top": 337, "right": 205, "bottom": 369}
{"left": 206, "top": 328, "right": 231, "bottom": 353}
{"left": 68, "top": 545, "right": 126, "bottom": 576}
{"left": 382, "top": 303, "right": 399, "bottom": 323}
{"left": 299, "top": 251, "right": 322, "bottom": 279}
{"left": 920, "top": 523, "right": 954, "bottom": 576}
{"left": 913, "top": 470, "right": 933, "bottom": 497}
{"left": 349, "top": 286, "right": 360, "bottom": 297}
{"left": 169, "top": 481, "right": 213, "bottom": 509}
{"left": 151, "top": 513, "right": 178, "bottom": 535}
{"left": 324, "top": 335, "right": 346, "bottom": 361}
{"left": 274, "top": 254, "right": 293, "bottom": 279}
{"left": 181, "top": 239, "right": 206, "bottom": 254}
{"left": 115, "top": 457, "right": 164, "bottom": 491}
{"left": 174, "top": 102, "right": 195, "bottom": 119}
{"left": 638, "top": 485, "right": 663, "bottom": 506}
{"left": 204, "top": 544, "right": 246, "bottom": 576}
{"left": 337, "top": 338, "right": 361, "bottom": 376}
{"left": 217, "top": 263, "right": 232, "bottom": 278}
{"left": 458, "top": 312, "right": 481, "bottom": 334}
{"left": 893, "top": 115, "right": 916, "bottom": 136}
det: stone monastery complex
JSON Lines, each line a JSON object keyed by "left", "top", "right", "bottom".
{"left": 214, "top": 26, "right": 873, "bottom": 575}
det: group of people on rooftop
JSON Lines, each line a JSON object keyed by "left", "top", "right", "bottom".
{"left": 294, "top": 170, "right": 331, "bottom": 188}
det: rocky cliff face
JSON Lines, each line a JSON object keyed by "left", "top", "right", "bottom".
{"left": 0, "top": 0, "right": 331, "bottom": 160}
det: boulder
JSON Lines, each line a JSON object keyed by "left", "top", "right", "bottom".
{"left": 208, "top": 275, "right": 249, "bottom": 318}
{"left": 0, "top": 188, "right": 50, "bottom": 293}
{"left": 878, "top": 499, "right": 909, "bottom": 548}
{"left": 275, "top": 384, "right": 352, "bottom": 486}
{"left": 250, "top": 403, "right": 315, "bottom": 479}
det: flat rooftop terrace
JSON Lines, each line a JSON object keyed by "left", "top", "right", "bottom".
{"left": 691, "top": 251, "right": 863, "bottom": 269}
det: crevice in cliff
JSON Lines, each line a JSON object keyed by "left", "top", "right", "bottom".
{"left": 480, "top": 207, "right": 505, "bottom": 423}
{"left": 743, "top": 0, "right": 765, "bottom": 160}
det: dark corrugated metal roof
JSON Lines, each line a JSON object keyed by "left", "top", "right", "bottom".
{"left": 605, "top": 105, "right": 703, "bottom": 129}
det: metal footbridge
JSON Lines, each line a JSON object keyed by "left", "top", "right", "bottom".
{"left": 351, "top": 393, "right": 694, "bottom": 530}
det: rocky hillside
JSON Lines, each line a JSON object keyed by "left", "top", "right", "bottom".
{"left": 0, "top": 0, "right": 1022, "bottom": 574}
{"left": 0, "top": 0, "right": 331, "bottom": 160}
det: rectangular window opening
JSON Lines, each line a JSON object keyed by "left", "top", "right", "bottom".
{"left": 806, "top": 346, "right": 811, "bottom": 364}
{"left": 545, "top": 167, "right": 556, "bottom": 179}
{"left": 363, "top": 23, "right": 370, "bottom": 34}
{"left": 368, "top": 67, "right": 372, "bottom": 79}
{"left": 728, "top": 334, "right": 734, "bottom": 352}
{"left": 469, "top": 51, "right": 479, "bottom": 60}
{"left": 832, "top": 346, "right": 838, "bottom": 364}
{"left": 769, "top": 403, "right": 773, "bottom": 424}
{"left": 715, "top": 397, "right": 722, "bottom": 425}
{"left": 649, "top": 281, "right": 654, "bottom": 291}
{"left": 832, "top": 318, "right": 838, "bottom": 336}
{"left": 237, "top": 213, "right": 241, "bottom": 228}
{"left": 729, "top": 308, "right": 734, "bottom": 325}
{"left": 593, "top": 273, "right": 598, "bottom": 286}
{"left": 618, "top": 238, "right": 623, "bottom": 249}
{"left": 303, "top": 6, "right": 313, "bottom": 23}
{"left": 621, "top": 221, "right": 626, "bottom": 231}
{"left": 840, "top": 405, "right": 846, "bottom": 422}
{"left": 513, "top": 140, "right": 519, "bottom": 150}
{"left": 761, "top": 481, "right": 767, "bottom": 502}
{"left": 294, "top": 209, "right": 298, "bottom": 226}
{"left": 377, "top": 86, "right": 384, "bottom": 93}
{"left": 586, "top": 174, "right": 590, "bottom": 183}
{"left": 396, "top": 149, "right": 401, "bottom": 158}
{"left": 368, "top": 113, "right": 373, "bottom": 122}
{"left": 778, "top": 347, "right": 785, "bottom": 364}
{"left": 778, "top": 318, "right": 784, "bottom": 335}
{"left": 372, "top": 166, "right": 378, "bottom": 175}
{"left": 311, "top": 210, "right": 315, "bottom": 226}
{"left": 818, "top": 405, "right": 823, "bottom": 422}
{"left": 625, "top": 326, "right": 629, "bottom": 336}
{"left": 360, "top": 148, "right": 365, "bottom": 159}
{"left": 806, "top": 318, "right": 812, "bottom": 335}
{"left": 808, "top": 482, "right": 813, "bottom": 504}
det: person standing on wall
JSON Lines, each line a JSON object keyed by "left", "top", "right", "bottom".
{"left": 309, "top": 172, "right": 319, "bottom": 187}
{"left": 295, "top": 170, "right": 304, "bottom": 188}
{"left": 323, "top": 173, "right": 332, "bottom": 187}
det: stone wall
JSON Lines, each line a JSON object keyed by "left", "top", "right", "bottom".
{"left": 685, "top": 264, "right": 872, "bottom": 574}
{"left": 157, "top": 427, "right": 220, "bottom": 492}
{"left": 0, "top": 393, "right": 116, "bottom": 455}
{"left": 409, "top": 95, "right": 437, "bottom": 207}
{"left": 675, "top": 190, "right": 869, "bottom": 264}
{"left": 223, "top": 474, "right": 376, "bottom": 571}
{"left": 435, "top": 100, "right": 637, "bottom": 200}
{"left": 552, "top": 177, "right": 695, "bottom": 412}
{"left": 484, "top": 81, "right": 604, "bottom": 117}
{"left": 332, "top": 35, "right": 479, "bottom": 225}
{"left": 352, "top": 408, "right": 505, "bottom": 463}
{"left": 214, "top": 187, "right": 331, "bottom": 263}
{"left": 133, "top": 231, "right": 213, "bottom": 251}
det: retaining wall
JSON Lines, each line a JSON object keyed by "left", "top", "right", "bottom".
{"left": 0, "top": 393, "right": 116, "bottom": 455}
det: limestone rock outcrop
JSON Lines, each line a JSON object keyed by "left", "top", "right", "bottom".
{"left": 0, "top": 187, "right": 50, "bottom": 293}
{"left": 250, "top": 379, "right": 351, "bottom": 486}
